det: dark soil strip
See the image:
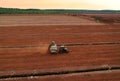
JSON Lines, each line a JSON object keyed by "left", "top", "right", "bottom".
{"left": 0, "top": 42, "right": 120, "bottom": 48}
{"left": 62, "top": 42, "right": 120, "bottom": 46}
{"left": 0, "top": 32, "right": 120, "bottom": 38}
{"left": 0, "top": 66, "right": 120, "bottom": 79}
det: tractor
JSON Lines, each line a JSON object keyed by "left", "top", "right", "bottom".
{"left": 49, "top": 41, "right": 69, "bottom": 54}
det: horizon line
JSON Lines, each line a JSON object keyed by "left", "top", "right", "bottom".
{"left": 1, "top": 7, "right": 120, "bottom": 11}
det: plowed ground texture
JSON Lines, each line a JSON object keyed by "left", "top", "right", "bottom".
{"left": 82, "top": 13, "right": 120, "bottom": 23}
{"left": 0, "top": 15, "right": 103, "bottom": 26}
{"left": 0, "top": 15, "right": 120, "bottom": 81}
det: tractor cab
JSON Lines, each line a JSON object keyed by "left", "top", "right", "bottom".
{"left": 58, "top": 45, "right": 69, "bottom": 54}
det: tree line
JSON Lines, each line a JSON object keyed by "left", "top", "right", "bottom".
{"left": 0, "top": 7, "right": 120, "bottom": 14}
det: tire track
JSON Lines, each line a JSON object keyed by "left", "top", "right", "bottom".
{"left": 0, "top": 42, "right": 120, "bottom": 48}
{"left": 0, "top": 65, "right": 120, "bottom": 80}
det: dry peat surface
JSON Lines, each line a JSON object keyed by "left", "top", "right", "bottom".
{"left": 0, "top": 14, "right": 120, "bottom": 81}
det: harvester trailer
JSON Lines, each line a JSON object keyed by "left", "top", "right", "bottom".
{"left": 49, "top": 41, "right": 58, "bottom": 54}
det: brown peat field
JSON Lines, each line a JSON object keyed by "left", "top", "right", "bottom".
{"left": 0, "top": 14, "right": 120, "bottom": 81}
